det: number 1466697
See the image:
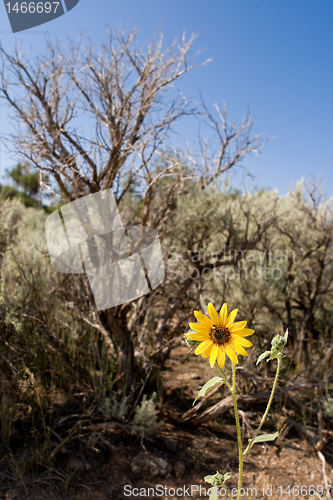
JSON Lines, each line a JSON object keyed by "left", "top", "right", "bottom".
{"left": 5, "top": 2, "right": 60, "bottom": 14}
{"left": 278, "top": 485, "right": 332, "bottom": 496}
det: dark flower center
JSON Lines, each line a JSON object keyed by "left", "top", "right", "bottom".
{"left": 210, "top": 324, "right": 231, "bottom": 345}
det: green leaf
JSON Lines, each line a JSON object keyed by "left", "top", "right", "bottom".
{"left": 256, "top": 351, "right": 271, "bottom": 365}
{"left": 251, "top": 431, "right": 279, "bottom": 444}
{"left": 268, "top": 350, "right": 279, "bottom": 361}
{"left": 204, "top": 475, "right": 214, "bottom": 485}
{"left": 283, "top": 329, "right": 289, "bottom": 343}
{"left": 193, "top": 376, "right": 224, "bottom": 406}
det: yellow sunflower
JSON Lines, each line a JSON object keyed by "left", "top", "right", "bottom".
{"left": 187, "top": 303, "right": 254, "bottom": 369}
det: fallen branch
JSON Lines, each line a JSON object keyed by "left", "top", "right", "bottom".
{"left": 181, "top": 388, "right": 315, "bottom": 425}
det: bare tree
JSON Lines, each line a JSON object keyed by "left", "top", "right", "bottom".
{"left": 0, "top": 27, "right": 265, "bottom": 393}
{"left": 1, "top": 28, "right": 204, "bottom": 201}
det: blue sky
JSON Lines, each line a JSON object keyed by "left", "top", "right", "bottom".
{"left": 0, "top": 0, "right": 332, "bottom": 197}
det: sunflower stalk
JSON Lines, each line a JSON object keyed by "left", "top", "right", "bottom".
{"left": 243, "top": 355, "right": 282, "bottom": 457}
{"left": 231, "top": 363, "right": 244, "bottom": 500}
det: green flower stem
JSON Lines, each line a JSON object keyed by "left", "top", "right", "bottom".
{"left": 224, "top": 484, "right": 233, "bottom": 500}
{"left": 243, "top": 355, "right": 282, "bottom": 458}
{"left": 219, "top": 365, "right": 243, "bottom": 499}
{"left": 231, "top": 362, "right": 243, "bottom": 500}
{"left": 218, "top": 369, "right": 236, "bottom": 500}
{"left": 219, "top": 368, "right": 232, "bottom": 392}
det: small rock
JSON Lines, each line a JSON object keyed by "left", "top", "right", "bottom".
{"left": 68, "top": 457, "right": 89, "bottom": 470}
{"left": 174, "top": 461, "right": 186, "bottom": 478}
{"left": 131, "top": 452, "right": 172, "bottom": 477}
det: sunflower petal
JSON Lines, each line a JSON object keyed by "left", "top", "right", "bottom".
{"left": 210, "top": 344, "right": 219, "bottom": 367}
{"left": 229, "top": 320, "right": 247, "bottom": 333}
{"left": 232, "top": 335, "right": 253, "bottom": 347}
{"left": 217, "top": 348, "right": 226, "bottom": 369}
{"left": 219, "top": 303, "right": 227, "bottom": 325}
{"left": 195, "top": 340, "right": 212, "bottom": 355}
{"left": 189, "top": 323, "right": 210, "bottom": 333}
{"left": 226, "top": 308, "right": 238, "bottom": 327}
{"left": 186, "top": 332, "right": 210, "bottom": 341}
{"left": 201, "top": 344, "right": 213, "bottom": 358}
{"left": 236, "top": 328, "right": 255, "bottom": 337}
{"left": 234, "top": 342, "right": 249, "bottom": 356}
{"left": 225, "top": 345, "right": 238, "bottom": 364}
{"left": 208, "top": 303, "right": 219, "bottom": 325}
{"left": 194, "top": 311, "right": 213, "bottom": 328}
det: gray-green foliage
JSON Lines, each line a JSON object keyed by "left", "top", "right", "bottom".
{"left": 1, "top": 205, "right": 50, "bottom": 307}
{"left": 99, "top": 396, "right": 128, "bottom": 420}
{"left": 0, "top": 201, "right": 116, "bottom": 415}
{"left": 131, "top": 393, "right": 162, "bottom": 438}
{"left": 0, "top": 199, "right": 22, "bottom": 264}
{"left": 164, "top": 178, "right": 333, "bottom": 366}
{"left": 323, "top": 397, "right": 333, "bottom": 420}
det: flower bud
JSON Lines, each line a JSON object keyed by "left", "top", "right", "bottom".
{"left": 204, "top": 471, "right": 231, "bottom": 487}
{"left": 271, "top": 334, "right": 287, "bottom": 350}
{"left": 184, "top": 333, "right": 201, "bottom": 351}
